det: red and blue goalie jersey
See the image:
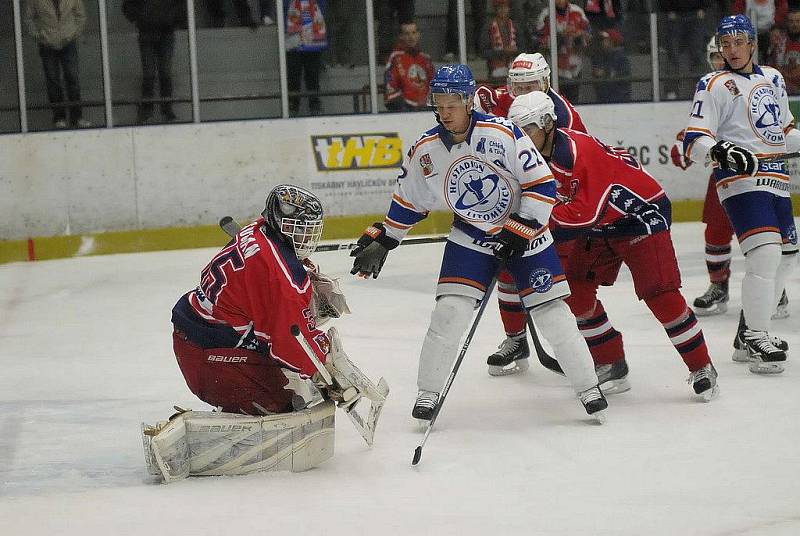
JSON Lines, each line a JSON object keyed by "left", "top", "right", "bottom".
{"left": 549, "top": 129, "right": 668, "bottom": 237}
{"left": 171, "top": 218, "right": 328, "bottom": 378}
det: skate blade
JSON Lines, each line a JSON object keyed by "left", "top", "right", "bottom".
{"left": 693, "top": 302, "right": 728, "bottom": 317}
{"left": 771, "top": 307, "right": 790, "bottom": 320}
{"left": 731, "top": 348, "right": 750, "bottom": 363}
{"left": 695, "top": 384, "right": 719, "bottom": 402}
{"left": 748, "top": 360, "right": 785, "bottom": 374}
{"left": 589, "top": 410, "right": 607, "bottom": 425}
{"left": 600, "top": 377, "right": 631, "bottom": 395}
{"left": 487, "top": 358, "right": 530, "bottom": 377}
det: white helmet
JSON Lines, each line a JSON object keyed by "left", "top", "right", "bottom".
{"left": 507, "top": 91, "right": 557, "bottom": 130}
{"left": 706, "top": 36, "right": 722, "bottom": 70}
{"left": 507, "top": 53, "right": 551, "bottom": 95}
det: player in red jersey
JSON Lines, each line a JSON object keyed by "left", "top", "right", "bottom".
{"left": 475, "top": 52, "right": 593, "bottom": 376}
{"left": 670, "top": 37, "right": 790, "bottom": 318}
{"left": 143, "top": 185, "right": 388, "bottom": 482}
{"left": 508, "top": 91, "right": 719, "bottom": 401}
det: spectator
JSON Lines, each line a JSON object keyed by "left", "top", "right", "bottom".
{"left": 123, "top": 0, "right": 186, "bottom": 124}
{"left": 583, "top": 0, "right": 623, "bottom": 32}
{"left": 658, "top": 1, "right": 706, "bottom": 100}
{"left": 445, "top": 0, "right": 488, "bottom": 60}
{"left": 732, "top": 0, "right": 788, "bottom": 61}
{"left": 765, "top": 23, "right": 787, "bottom": 65}
{"left": 260, "top": 0, "right": 276, "bottom": 25}
{"left": 376, "top": 0, "right": 415, "bottom": 60}
{"left": 482, "top": 0, "right": 520, "bottom": 81}
{"left": 207, "top": 0, "right": 259, "bottom": 28}
{"left": 384, "top": 21, "right": 435, "bottom": 112}
{"left": 24, "top": 0, "right": 90, "bottom": 129}
{"left": 536, "top": 0, "right": 591, "bottom": 101}
{"left": 589, "top": 29, "right": 631, "bottom": 102}
{"left": 285, "top": 0, "right": 328, "bottom": 116}
{"left": 773, "top": 10, "right": 800, "bottom": 92}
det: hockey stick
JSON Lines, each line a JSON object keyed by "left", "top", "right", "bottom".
{"left": 412, "top": 277, "right": 497, "bottom": 467}
{"left": 218, "top": 216, "right": 447, "bottom": 251}
{"left": 526, "top": 316, "right": 564, "bottom": 376}
{"left": 760, "top": 151, "right": 800, "bottom": 163}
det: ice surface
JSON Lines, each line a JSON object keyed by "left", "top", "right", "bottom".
{"left": 1, "top": 222, "right": 799, "bottom": 535}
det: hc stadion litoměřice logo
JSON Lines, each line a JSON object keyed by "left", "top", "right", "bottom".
{"left": 748, "top": 84, "right": 784, "bottom": 146}
{"left": 444, "top": 156, "right": 512, "bottom": 223}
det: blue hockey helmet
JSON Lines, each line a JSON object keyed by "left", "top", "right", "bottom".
{"left": 427, "top": 64, "right": 476, "bottom": 105}
{"left": 716, "top": 14, "right": 756, "bottom": 43}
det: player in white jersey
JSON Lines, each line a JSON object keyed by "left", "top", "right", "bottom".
{"left": 349, "top": 64, "right": 607, "bottom": 422}
{"left": 683, "top": 15, "right": 800, "bottom": 373}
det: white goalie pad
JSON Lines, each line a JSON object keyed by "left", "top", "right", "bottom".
{"left": 142, "top": 401, "right": 335, "bottom": 483}
{"left": 309, "top": 270, "right": 351, "bottom": 326}
{"left": 324, "top": 327, "right": 389, "bottom": 447}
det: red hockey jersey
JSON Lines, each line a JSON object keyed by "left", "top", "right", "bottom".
{"left": 549, "top": 129, "right": 667, "bottom": 234}
{"left": 474, "top": 85, "right": 587, "bottom": 132}
{"left": 178, "top": 219, "right": 328, "bottom": 378}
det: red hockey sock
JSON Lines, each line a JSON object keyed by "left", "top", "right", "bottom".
{"left": 575, "top": 302, "right": 624, "bottom": 366}
{"left": 645, "top": 292, "right": 711, "bottom": 371}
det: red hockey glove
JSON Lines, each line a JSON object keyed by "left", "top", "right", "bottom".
{"left": 670, "top": 143, "right": 692, "bottom": 170}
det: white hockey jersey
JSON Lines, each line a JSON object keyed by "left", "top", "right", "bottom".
{"left": 383, "top": 111, "right": 557, "bottom": 252}
{"left": 683, "top": 65, "right": 796, "bottom": 201}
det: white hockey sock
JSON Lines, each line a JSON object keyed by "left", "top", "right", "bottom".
{"left": 773, "top": 252, "right": 797, "bottom": 309}
{"left": 417, "top": 295, "right": 477, "bottom": 393}
{"left": 742, "top": 243, "right": 781, "bottom": 331}
{"left": 530, "top": 299, "right": 598, "bottom": 394}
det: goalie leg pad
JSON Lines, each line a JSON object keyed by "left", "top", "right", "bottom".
{"left": 142, "top": 401, "right": 336, "bottom": 483}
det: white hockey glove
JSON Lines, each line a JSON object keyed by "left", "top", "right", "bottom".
{"left": 710, "top": 140, "right": 759, "bottom": 176}
{"left": 308, "top": 269, "right": 351, "bottom": 327}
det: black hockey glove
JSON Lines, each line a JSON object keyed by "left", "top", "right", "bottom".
{"left": 350, "top": 223, "right": 400, "bottom": 279}
{"left": 710, "top": 140, "right": 759, "bottom": 176}
{"left": 494, "top": 213, "right": 542, "bottom": 261}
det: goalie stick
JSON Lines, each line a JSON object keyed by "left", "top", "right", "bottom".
{"left": 291, "top": 325, "right": 388, "bottom": 447}
{"left": 220, "top": 216, "right": 561, "bottom": 373}
{"left": 412, "top": 278, "right": 496, "bottom": 467}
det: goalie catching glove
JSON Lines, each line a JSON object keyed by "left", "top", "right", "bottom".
{"left": 710, "top": 140, "right": 759, "bottom": 176}
{"left": 350, "top": 223, "right": 399, "bottom": 279}
{"left": 494, "top": 213, "right": 543, "bottom": 260}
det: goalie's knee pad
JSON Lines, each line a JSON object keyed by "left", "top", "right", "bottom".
{"left": 142, "top": 401, "right": 336, "bottom": 483}
{"left": 418, "top": 294, "right": 477, "bottom": 392}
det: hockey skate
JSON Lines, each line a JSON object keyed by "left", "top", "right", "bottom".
{"left": 578, "top": 386, "right": 607, "bottom": 424}
{"left": 732, "top": 312, "right": 788, "bottom": 367}
{"left": 595, "top": 358, "right": 631, "bottom": 394}
{"left": 687, "top": 363, "right": 719, "bottom": 402}
{"left": 772, "top": 290, "right": 790, "bottom": 320}
{"left": 487, "top": 335, "right": 530, "bottom": 376}
{"left": 412, "top": 390, "right": 439, "bottom": 421}
{"left": 738, "top": 329, "right": 787, "bottom": 374}
{"left": 692, "top": 281, "right": 729, "bottom": 316}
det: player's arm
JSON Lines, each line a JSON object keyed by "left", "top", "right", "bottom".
{"left": 251, "top": 261, "right": 328, "bottom": 378}
{"left": 686, "top": 79, "right": 759, "bottom": 175}
{"left": 495, "top": 127, "right": 557, "bottom": 259}
{"left": 350, "top": 142, "right": 433, "bottom": 278}
{"left": 474, "top": 85, "right": 498, "bottom": 115}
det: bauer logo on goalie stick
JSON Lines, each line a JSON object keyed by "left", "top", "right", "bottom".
{"left": 312, "top": 133, "right": 403, "bottom": 171}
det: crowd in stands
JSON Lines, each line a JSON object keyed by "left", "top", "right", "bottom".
{"left": 12, "top": 0, "right": 800, "bottom": 130}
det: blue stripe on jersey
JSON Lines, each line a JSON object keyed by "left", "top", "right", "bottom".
{"left": 548, "top": 89, "right": 571, "bottom": 129}
{"left": 264, "top": 226, "right": 309, "bottom": 288}
{"left": 524, "top": 180, "right": 558, "bottom": 199}
{"left": 387, "top": 199, "right": 428, "bottom": 227}
{"left": 550, "top": 130, "right": 575, "bottom": 171}
{"left": 683, "top": 131, "right": 708, "bottom": 155}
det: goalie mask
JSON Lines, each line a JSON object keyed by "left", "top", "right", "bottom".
{"left": 263, "top": 185, "right": 324, "bottom": 259}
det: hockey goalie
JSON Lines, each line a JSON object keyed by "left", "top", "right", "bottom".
{"left": 142, "top": 185, "right": 389, "bottom": 483}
